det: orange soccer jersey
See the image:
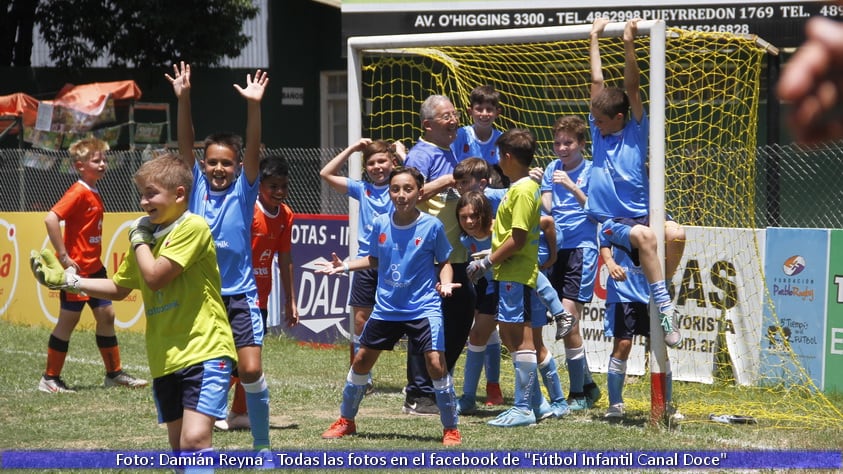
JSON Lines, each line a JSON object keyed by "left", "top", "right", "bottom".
{"left": 50, "top": 181, "right": 105, "bottom": 275}
{"left": 251, "top": 201, "right": 294, "bottom": 309}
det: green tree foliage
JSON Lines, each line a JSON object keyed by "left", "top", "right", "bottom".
{"left": 35, "top": 0, "right": 259, "bottom": 68}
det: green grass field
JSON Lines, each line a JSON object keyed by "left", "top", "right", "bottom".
{"left": 0, "top": 320, "right": 841, "bottom": 472}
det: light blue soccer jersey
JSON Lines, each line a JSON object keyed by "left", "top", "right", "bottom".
{"left": 584, "top": 111, "right": 650, "bottom": 222}
{"left": 346, "top": 179, "right": 393, "bottom": 257}
{"left": 451, "top": 125, "right": 502, "bottom": 165}
{"left": 541, "top": 158, "right": 598, "bottom": 250}
{"left": 405, "top": 138, "right": 459, "bottom": 181}
{"left": 483, "top": 187, "right": 506, "bottom": 215}
{"left": 600, "top": 232, "right": 650, "bottom": 305}
{"left": 190, "top": 162, "right": 259, "bottom": 295}
{"left": 365, "top": 212, "right": 452, "bottom": 322}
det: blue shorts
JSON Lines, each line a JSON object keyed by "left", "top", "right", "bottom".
{"left": 550, "top": 247, "right": 597, "bottom": 303}
{"left": 60, "top": 267, "right": 112, "bottom": 311}
{"left": 496, "top": 281, "right": 545, "bottom": 328}
{"left": 152, "top": 357, "right": 234, "bottom": 423}
{"left": 475, "top": 277, "right": 499, "bottom": 315}
{"left": 604, "top": 302, "right": 650, "bottom": 339}
{"left": 223, "top": 290, "right": 264, "bottom": 348}
{"left": 348, "top": 268, "right": 377, "bottom": 308}
{"left": 359, "top": 317, "right": 444, "bottom": 353}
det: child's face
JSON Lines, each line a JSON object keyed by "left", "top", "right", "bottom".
{"left": 259, "top": 175, "right": 290, "bottom": 208}
{"left": 468, "top": 102, "right": 500, "bottom": 130}
{"left": 76, "top": 151, "right": 108, "bottom": 183}
{"left": 457, "top": 203, "right": 487, "bottom": 239}
{"left": 202, "top": 144, "right": 239, "bottom": 191}
{"left": 137, "top": 180, "right": 185, "bottom": 226}
{"left": 553, "top": 130, "right": 585, "bottom": 167}
{"left": 388, "top": 172, "right": 421, "bottom": 214}
{"left": 591, "top": 110, "right": 625, "bottom": 136}
{"left": 365, "top": 152, "right": 394, "bottom": 185}
{"left": 455, "top": 176, "right": 484, "bottom": 195}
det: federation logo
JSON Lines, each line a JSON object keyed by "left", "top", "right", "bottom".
{"left": 782, "top": 255, "right": 806, "bottom": 276}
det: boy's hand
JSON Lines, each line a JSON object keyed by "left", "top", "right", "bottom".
{"left": 30, "top": 250, "right": 81, "bottom": 292}
{"left": 592, "top": 17, "right": 610, "bottom": 35}
{"left": 316, "top": 252, "right": 347, "bottom": 275}
{"left": 129, "top": 216, "right": 156, "bottom": 249}
{"left": 165, "top": 61, "right": 191, "bottom": 98}
{"left": 352, "top": 138, "right": 373, "bottom": 153}
{"left": 624, "top": 18, "right": 640, "bottom": 42}
{"left": 234, "top": 69, "right": 269, "bottom": 103}
{"left": 436, "top": 282, "right": 462, "bottom": 297}
{"left": 528, "top": 167, "right": 544, "bottom": 183}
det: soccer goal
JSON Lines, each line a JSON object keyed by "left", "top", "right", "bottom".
{"left": 346, "top": 21, "right": 843, "bottom": 429}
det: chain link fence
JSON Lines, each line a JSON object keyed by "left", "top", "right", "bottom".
{"left": 0, "top": 143, "right": 841, "bottom": 230}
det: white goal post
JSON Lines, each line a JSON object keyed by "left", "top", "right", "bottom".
{"left": 345, "top": 20, "right": 670, "bottom": 423}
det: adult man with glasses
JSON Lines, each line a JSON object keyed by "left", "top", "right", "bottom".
{"left": 401, "top": 95, "right": 477, "bottom": 416}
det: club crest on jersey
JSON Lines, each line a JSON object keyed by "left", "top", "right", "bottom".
{"left": 379, "top": 233, "right": 387, "bottom": 244}
{"left": 414, "top": 236, "right": 423, "bottom": 246}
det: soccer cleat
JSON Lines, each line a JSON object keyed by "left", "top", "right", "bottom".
{"left": 604, "top": 403, "right": 625, "bottom": 420}
{"left": 567, "top": 397, "right": 589, "bottom": 412}
{"left": 365, "top": 375, "right": 375, "bottom": 396}
{"left": 584, "top": 383, "right": 602, "bottom": 408}
{"left": 257, "top": 448, "right": 275, "bottom": 469}
{"left": 553, "top": 311, "right": 578, "bottom": 340}
{"left": 402, "top": 394, "right": 440, "bottom": 416}
{"left": 549, "top": 400, "right": 571, "bottom": 418}
{"left": 321, "top": 417, "right": 356, "bottom": 439}
{"left": 442, "top": 428, "right": 462, "bottom": 446}
{"left": 485, "top": 382, "right": 504, "bottom": 406}
{"left": 38, "top": 375, "right": 76, "bottom": 393}
{"left": 488, "top": 407, "right": 537, "bottom": 427}
{"left": 534, "top": 399, "right": 554, "bottom": 421}
{"left": 104, "top": 370, "right": 149, "bottom": 388}
{"left": 457, "top": 395, "right": 477, "bottom": 415}
{"left": 660, "top": 308, "right": 683, "bottom": 348}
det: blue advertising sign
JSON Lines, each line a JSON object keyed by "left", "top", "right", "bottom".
{"left": 760, "top": 228, "right": 829, "bottom": 388}
{"left": 268, "top": 214, "right": 351, "bottom": 344}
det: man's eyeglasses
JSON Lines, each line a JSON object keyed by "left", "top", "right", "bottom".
{"left": 434, "top": 111, "right": 461, "bottom": 122}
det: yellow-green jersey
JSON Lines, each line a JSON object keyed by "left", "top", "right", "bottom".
{"left": 112, "top": 212, "right": 236, "bottom": 379}
{"left": 492, "top": 177, "right": 540, "bottom": 288}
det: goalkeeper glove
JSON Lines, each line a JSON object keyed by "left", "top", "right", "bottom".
{"left": 466, "top": 255, "right": 492, "bottom": 283}
{"left": 129, "top": 216, "right": 156, "bottom": 249}
{"left": 30, "top": 249, "right": 82, "bottom": 293}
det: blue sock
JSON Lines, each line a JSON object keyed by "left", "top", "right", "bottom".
{"left": 484, "top": 343, "right": 501, "bottom": 384}
{"left": 565, "top": 346, "right": 585, "bottom": 395}
{"left": 513, "top": 351, "right": 537, "bottom": 411}
{"left": 607, "top": 357, "right": 626, "bottom": 406}
{"left": 531, "top": 370, "right": 545, "bottom": 410}
{"left": 242, "top": 376, "right": 271, "bottom": 449}
{"left": 538, "top": 353, "right": 565, "bottom": 404}
{"left": 583, "top": 355, "right": 595, "bottom": 385}
{"left": 433, "top": 374, "right": 458, "bottom": 429}
{"left": 650, "top": 281, "right": 671, "bottom": 308}
{"left": 180, "top": 448, "right": 215, "bottom": 474}
{"left": 340, "top": 369, "right": 368, "bottom": 420}
{"left": 536, "top": 272, "right": 564, "bottom": 316}
{"left": 461, "top": 344, "right": 485, "bottom": 403}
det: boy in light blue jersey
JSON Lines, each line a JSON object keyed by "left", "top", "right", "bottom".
{"left": 321, "top": 138, "right": 403, "bottom": 393}
{"left": 167, "top": 62, "right": 273, "bottom": 452}
{"left": 318, "top": 167, "right": 462, "bottom": 446}
{"left": 541, "top": 115, "right": 602, "bottom": 411}
{"left": 587, "top": 18, "right": 685, "bottom": 348}
{"left": 451, "top": 85, "right": 503, "bottom": 167}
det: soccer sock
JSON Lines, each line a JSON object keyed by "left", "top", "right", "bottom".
{"left": 565, "top": 345, "right": 586, "bottom": 396}
{"left": 433, "top": 374, "right": 458, "bottom": 429}
{"left": 513, "top": 350, "right": 537, "bottom": 411}
{"left": 538, "top": 352, "right": 565, "bottom": 404}
{"left": 484, "top": 342, "right": 501, "bottom": 384}
{"left": 461, "top": 344, "right": 485, "bottom": 403}
{"left": 607, "top": 357, "right": 627, "bottom": 406}
{"left": 179, "top": 448, "right": 215, "bottom": 474}
{"left": 650, "top": 281, "right": 672, "bottom": 308}
{"left": 45, "top": 335, "right": 69, "bottom": 378}
{"left": 536, "top": 272, "right": 565, "bottom": 316}
{"left": 340, "top": 369, "right": 368, "bottom": 420}
{"left": 231, "top": 376, "right": 247, "bottom": 415}
{"left": 583, "top": 354, "right": 595, "bottom": 385}
{"left": 530, "top": 369, "right": 545, "bottom": 410}
{"left": 242, "top": 375, "right": 270, "bottom": 449}
{"left": 96, "top": 335, "right": 121, "bottom": 375}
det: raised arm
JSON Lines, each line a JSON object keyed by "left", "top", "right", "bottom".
{"left": 234, "top": 70, "right": 269, "bottom": 185}
{"left": 320, "top": 138, "right": 372, "bottom": 194}
{"left": 623, "top": 19, "right": 644, "bottom": 123}
{"left": 165, "top": 61, "right": 196, "bottom": 167}
{"left": 590, "top": 18, "right": 610, "bottom": 104}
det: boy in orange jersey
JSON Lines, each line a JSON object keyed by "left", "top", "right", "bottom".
{"left": 39, "top": 138, "right": 147, "bottom": 393}
{"left": 217, "top": 154, "right": 300, "bottom": 431}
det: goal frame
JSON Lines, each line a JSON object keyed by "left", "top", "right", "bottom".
{"left": 346, "top": 20, "right": 670, "bottom": 425}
